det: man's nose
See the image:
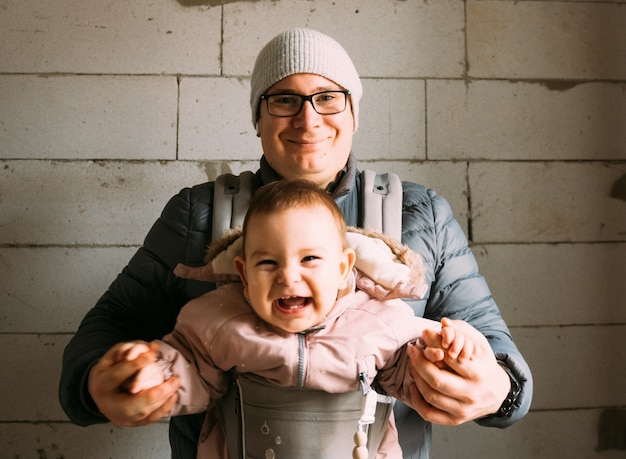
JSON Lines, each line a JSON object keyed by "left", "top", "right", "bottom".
{"left": 293, "top": 98, "right": 322, "bottom": 127}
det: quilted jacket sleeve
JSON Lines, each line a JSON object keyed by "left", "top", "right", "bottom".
{"left": 401, "top": 183, "right": 533, "bottom": 427}
{"left": 58, "top": 183, "right": 215, "bottom": 426}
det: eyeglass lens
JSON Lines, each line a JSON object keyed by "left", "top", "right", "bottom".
{"left": 264, "top": 91, "right": 347, "bottom": 117}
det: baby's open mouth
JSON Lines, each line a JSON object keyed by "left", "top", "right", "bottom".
{"left": 275, "top": 296, "right": 312, "bottom": 311}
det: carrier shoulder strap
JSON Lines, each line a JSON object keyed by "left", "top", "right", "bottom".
{"left": 360, "top": 169, "right": 403, "bottom": 242}
{"left": 212, "top": 170, "right": 403, "bottom": 241}
{"left": 211, "top": 171, "right": 256, "bottom": 242}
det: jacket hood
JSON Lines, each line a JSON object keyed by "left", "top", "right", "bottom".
{"left": 174, "top": 226, "right": 428, "bottom": 300}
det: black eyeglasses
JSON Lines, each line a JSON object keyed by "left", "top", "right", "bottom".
{"left": 260, "top": 90, "right": 350, "bottom": 117}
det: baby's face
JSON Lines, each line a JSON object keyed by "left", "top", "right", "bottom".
{"left": 235, "top": 205, "right": 354, "bottom": 333}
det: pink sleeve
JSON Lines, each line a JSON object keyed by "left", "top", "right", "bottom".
{"left": 154, "top": 339, "right": 215, "bottom": 416}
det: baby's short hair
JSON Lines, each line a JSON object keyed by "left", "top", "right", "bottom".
{"left": 242, "top": 179, "right": 347, "bottom": 248}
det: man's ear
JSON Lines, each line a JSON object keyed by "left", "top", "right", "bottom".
{"left": 233, "top": 256, "right": 249, "bottom": 295}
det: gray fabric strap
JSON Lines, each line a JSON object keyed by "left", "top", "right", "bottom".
{"left": 211, "top": 171, "right": 256, "bottom": 242}
{"left": 213, "top": 169, "right": 402, "bottom": 243}
{"left": 361, "top": 170, "right": 403, "bottom": 242}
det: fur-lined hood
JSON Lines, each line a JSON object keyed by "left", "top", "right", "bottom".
{"left": 174, "top": 227, "right": 428, "bottom": 300}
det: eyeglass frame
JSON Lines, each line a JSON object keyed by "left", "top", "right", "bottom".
{"left": 259, "top": 90, "right": 351, "bottom": 117}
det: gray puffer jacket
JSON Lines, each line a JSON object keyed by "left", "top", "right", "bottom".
{"left": 59, "top": 154, "right": 532, "bottom": 459}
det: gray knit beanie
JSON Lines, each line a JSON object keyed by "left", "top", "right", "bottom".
{"left": 250, "top": 28, "right": 362, "bottom": 130}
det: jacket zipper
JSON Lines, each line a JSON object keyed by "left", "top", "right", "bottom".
{"left": 296, "top": 325, "right": 325, "bottom": 387}
{"left": 297, "top": 333, "right": 307, "bottom": 387}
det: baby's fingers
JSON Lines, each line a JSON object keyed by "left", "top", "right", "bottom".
{"left": 423, "top": 346, "right": 445, "bottom": 363}
{"left": 456, "top": 338, "right": 475, "bottom": 363}
{"left": 445, "top": 329, "right": 465, "bottom": 360}
{"left": 125, "top": 363, "right": 165, "bottom": 394}
{"left": 123, "top": 342, "right": 153, "bottom": 361}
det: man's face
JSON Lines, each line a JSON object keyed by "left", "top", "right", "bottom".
{"left": 234, "top": 205, "right": 354, "bottom": 333}
{"left": 256, "top": 73, "right": 355, "bottom": 189}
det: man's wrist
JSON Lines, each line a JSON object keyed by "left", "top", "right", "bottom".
{"left": 494, "top": 361, "right": 522, "bottom": 417}
{"left": 82, "top": 362, "right": 107, "bottom": 419}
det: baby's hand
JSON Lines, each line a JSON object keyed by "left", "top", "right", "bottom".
{"left": 419, "top": 327, "right": 448, "bottom": 370}
{"left": 112, "top": 340, "right": 153, "bottom": 363}
{"left": 125, "top": 362, "right": 166, "bottom": 394}
{"left": 440, "top": 321, "right": 478, "bottom": 363}
{"left": 422, "top": 318, "right": 483, "bottom": 368}
{"left": 117, "top": 341, "right": 165, "bottom": 394}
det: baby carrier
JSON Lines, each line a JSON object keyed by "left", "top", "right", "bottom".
{"left": 211, "top": 170, "right": 403, "bottom": 459}
{"left": 216, "top": 374, "right": 396, "bottom": 459}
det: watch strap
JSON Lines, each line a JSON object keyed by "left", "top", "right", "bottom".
{"left": 495, "top": 361, "right": 522, "bottom": 417}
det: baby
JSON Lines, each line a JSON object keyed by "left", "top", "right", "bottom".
{"left": 117, "top": 179, "right": 479, "bottom": 458}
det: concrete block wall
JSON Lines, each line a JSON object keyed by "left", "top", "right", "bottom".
{"left": 1, "top": 0, "right": 624, "bottom": 457}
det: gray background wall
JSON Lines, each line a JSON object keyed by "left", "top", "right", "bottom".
{"left": 1, "top": 0, "right": 625, "bottom": 458}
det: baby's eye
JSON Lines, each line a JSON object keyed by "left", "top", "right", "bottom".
{"left": 301, "top": 255, "right": 320, "bottom": 263}
{"left": 256, "top": 259, "right": 277, "bottom": 267}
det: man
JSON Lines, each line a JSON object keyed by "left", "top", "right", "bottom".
{"left": 60, "top": 28, "right": 532, "bottom": 458}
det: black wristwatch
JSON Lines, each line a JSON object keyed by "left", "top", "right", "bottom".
{"left": 495, "top": 361, "right": 522, "bottom": 417}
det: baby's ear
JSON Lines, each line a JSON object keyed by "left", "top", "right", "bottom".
{"left": 341, "top": 247, "right": 356, "bottom": 278}
{"left": 337, "top": 248, "right": 356, "bottom": 292}
{"left": 233, "top": 256, "right": 249, "bottom": 295}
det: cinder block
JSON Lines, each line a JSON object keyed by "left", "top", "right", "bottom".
{"left": 433, "top": 409, "right": 618, "bottom": 459}
{"left": 0, "top": 0, "right": 221, "bottom": 74}
{"left": 514, "top": 325, "right": 626, "bottom": 410}
{"left": 0, "top": 247, "right": 137, "bottom": 333}
{"left": 0, "top": 334, "right": 69, "bottom": 420}
{"left": 428, "top": 80, "right": 626, "bottom": 161}
{"left": 1, "top": 422, "right": 170, "bottom": 459}
{"left": 0, "top": 160, "right": 215, "bottom": 245}
{"left": 178, "top": 77, "right": 262, "bottom": 160}
{"left": 473, "top": 243, "right": 626, "bottom": 327}
{"left": 223, "top": 0, "right": 465, "bottom": 78}
{"left": 0, "top": 75, "right": 178, "bottom": 160}
{"left": 354, "top": 79, "right": 425, "bottom": 160}
{"left": 467, "top": 1, "right": 626, "bottom": 79}
{"left": 469, "top": 162, "right": 626, "bottom": 243}
{"left": 359, "top": 160, "right": 469, "bottom": 236}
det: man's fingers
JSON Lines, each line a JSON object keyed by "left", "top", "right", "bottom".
{"left": 108, "top": 376, "right": 180, "bottom": 427}
{"left": 141, "top": 390, "right": 180, "bottom": 425}
{"left": 409, "top": 372, "right": 463, "bottom": 426}
{"left": 92, "top": 353, "right": 156, "bottom": 394}
{"left": 408, "top": 345, "right": 474, "bottom": 412}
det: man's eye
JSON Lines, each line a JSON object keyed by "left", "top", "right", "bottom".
{"left": 272, "top": 95, "right": 298, "bottom": 105}
{"left": 316, "top": 94, "right": 336, "bottom": 102}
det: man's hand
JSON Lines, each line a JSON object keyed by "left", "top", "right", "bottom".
{"left": 407, "top": 319, "right": 510, "bottom": 425}
{"left": 88, "top": 341, "right": 180, "bottom": 427}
